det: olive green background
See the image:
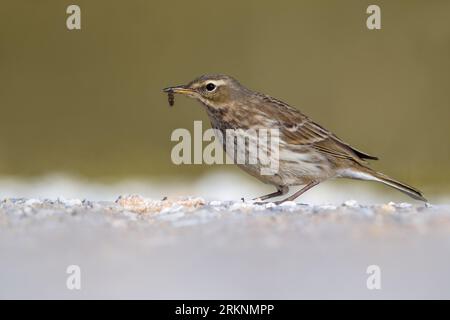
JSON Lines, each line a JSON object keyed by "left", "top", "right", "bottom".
{"left": 1, "top": 1, "right": 449, "bottom": 189}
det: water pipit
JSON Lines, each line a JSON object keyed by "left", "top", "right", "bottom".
{"left": 163, "top": 74, "right": 426, "bottom": 203}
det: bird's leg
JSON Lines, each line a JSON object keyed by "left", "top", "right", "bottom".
{"left": 274, "top": 181, "right": 319, "bottom": 205}
{"left": 253, "top": 186, "right": 289, "bottom": 201}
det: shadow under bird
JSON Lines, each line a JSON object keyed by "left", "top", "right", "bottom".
{"left": 163, "top": 74, "right": 426, "bottom": 203}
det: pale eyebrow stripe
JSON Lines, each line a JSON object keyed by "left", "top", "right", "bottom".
{"left": 202, "top": 79, "right": 226, "bottom": 87}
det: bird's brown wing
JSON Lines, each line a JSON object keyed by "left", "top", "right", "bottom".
{"left": 257, "top": 94, "right": 378, "bottom": 164}
{"left": 283, "top": 119, "right": 378, "bottom": 164}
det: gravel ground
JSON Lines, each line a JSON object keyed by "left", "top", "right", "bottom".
{"left": 1, "top": 194, "right": 450, "bottom": 299}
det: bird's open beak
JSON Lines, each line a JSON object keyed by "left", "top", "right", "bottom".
{"left": 162, "top": 85, "right": 193, "bottom": 95}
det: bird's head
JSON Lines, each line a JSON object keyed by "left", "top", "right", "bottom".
{"left": 163, "top": 74, "right": 247, "bottom": 108}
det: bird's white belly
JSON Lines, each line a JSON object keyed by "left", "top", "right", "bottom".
{"left": 213, "top": 126, "right": 333, "bottom": 186}
{"left": 277, "top": 144, "right": 332, "bottom": 185}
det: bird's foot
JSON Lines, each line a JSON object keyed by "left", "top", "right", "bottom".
{"left": 253, "top": 201, "right": 267, "bottom": 205}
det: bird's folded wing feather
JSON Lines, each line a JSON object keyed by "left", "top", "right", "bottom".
{"left": 282, "top": 120, "right": 378, "bottom": 164}
{"left": 256, "top": 93, "right": 378, "bottom": 164}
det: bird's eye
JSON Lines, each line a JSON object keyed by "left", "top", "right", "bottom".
{"left": 206, "top": 83, "right": 216, "bottom": 92}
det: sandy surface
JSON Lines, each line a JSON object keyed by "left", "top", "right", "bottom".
{"left": 1, "top": 194, "right": 450, "bottom": 299}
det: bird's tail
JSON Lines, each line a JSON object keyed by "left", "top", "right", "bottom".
{"left": 342, "top": 167, "right": 427, "bottom": 202}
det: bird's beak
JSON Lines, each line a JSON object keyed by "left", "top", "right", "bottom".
{"left": 162, "top": 85, "right": 194, "bottom": 95}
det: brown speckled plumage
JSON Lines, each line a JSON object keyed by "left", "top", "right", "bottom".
{"left": 163, "top": 74, "right": 426, "bottom": 203}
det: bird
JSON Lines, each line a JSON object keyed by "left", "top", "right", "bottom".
{"left": 163, "top": 74, "right": 426, "bottom": 204}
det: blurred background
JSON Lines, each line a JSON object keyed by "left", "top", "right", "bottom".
{"left": 1, "top": 0, "right": 449, "bottom": 201}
